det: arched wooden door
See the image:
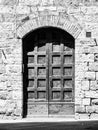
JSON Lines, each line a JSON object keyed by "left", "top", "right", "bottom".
{"left": 23, "top": 27, "right": 75, "bottom": 117}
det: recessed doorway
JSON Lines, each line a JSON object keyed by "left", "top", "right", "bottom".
{"left": 22, "top": 27, "right": 75, "bottom": 118}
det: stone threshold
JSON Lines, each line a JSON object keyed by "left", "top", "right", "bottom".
{"left": 0, "top": 118, "right": 98, "bottom": 123}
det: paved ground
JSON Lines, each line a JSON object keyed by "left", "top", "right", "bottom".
{"left": 0, "top": 120, "right": 98, "bottom": 130}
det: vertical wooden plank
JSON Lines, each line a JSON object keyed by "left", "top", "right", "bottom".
{"left": 61, "top": 43, "right": 64, "bottom": 101}
{"left": 46, "top": 43, "right": 49, "bottom": 101}
{"left": 72, "top": 41, "right": 75, "bottom": 102}
{"left": 34, "top": 44, "right": 38, "bottom": 99}
{"left": 48, "top": 43, "right": 52, "bottom": 101}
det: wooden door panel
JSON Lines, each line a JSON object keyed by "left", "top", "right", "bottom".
{"left": 48, "top": 42, "right": 74, "bottom": 115}
{"left": 37, "top": 79, "right": 46, "bottom": 88}
{"left": 37, "top": 55, "right": 46, "bottom": 64}
{"left": 63, "top": 91, "right": 72, "bottom": 100}
{"left": 64, "top": 67, "right": 73, "bottom": 76}
{"left": 28, "top": 91, "right": 35, "bottom": 99}
{"left": 28, "top": 67, "right": 35, "bottom": 79}
{"left": 27, "top": 103, "right": 48, "bottom": 116}
{"left": 37, "top": 67, "right": 46, "bottom": 75}
{"left": 52, "top": 67, "right": 61, "bottom": 75}
{"left": 64, "top": 79, "right": 72, "bottom": 88}
{"left": 52, "top": 91, "right": 61, "bottom": 99}
{"left": 27, "top": 43, "right": 48, "bottom": 116}
{"left": 49, "top": 104, "right": 74, "bottom": 116}
{"left": 52, "top": 55, "right": 61, "bottom": 64}
{"left": 25, "top": 30, "right": 74, "bottom": 117}
{"left": 37, "top": 91, "right": 46, "bottom": 99}
{"left": 28, "top": 56, "right": 34, "bottom": 63}
{"left": 53, "top": 44, "right": 60, "bottom": 52}
{"left": 52, "top": 79, "right": 61, "bottom": 88}
{"left": 64, "top": 55, "right": 73, "bottom": 64}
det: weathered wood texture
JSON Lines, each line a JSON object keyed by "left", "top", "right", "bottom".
{"left": 26, "top": 30, "right": 74, "bottom": 116}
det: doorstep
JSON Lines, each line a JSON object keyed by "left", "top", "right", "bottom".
{"left": 0, "top": 117, "right": 98, "bottom": 123}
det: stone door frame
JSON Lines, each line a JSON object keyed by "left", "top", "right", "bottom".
{"left": 16, "top": 15, "right": 82, "bottom": 118}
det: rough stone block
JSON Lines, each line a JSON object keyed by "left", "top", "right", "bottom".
{"left": 75, "top": 106, "right": 86, "bottom": 113}
{"left": 85, "top": 90, "right": 98, "bottom": 98}
{"left": 75, "top": 62, "right": 88, "bottom": 72}
{"left": 0, "top": 82, "right": 7, "bottom": 90}
{"left": 75, "top": 113, "right": 80, "bottom": 120}
{"left": 21, "top": 0, "right": 40, "bottom": 6}
{"left": 85, "top": 7, "right": 98, "bottom": 15}
{"left": 6, "top": 101, "right": 15, "bottom": 115}
{"left": 0, "top": 51, "right": 2, "bottom": 64}
{"left": 92, "top": 99, "right": 98, "bottom": 105}
{"left": 0, "top": 30, "right": 15, "bottom": 39}
{"left": 89, "top": 62, "right": 98, "bottom": 71}
{"left": 75, "top": 98, "right": 82, "bottom": 105}
{"left": 75, "top": 89, "right": 85, "bottom": 98}
{"left": 0, "top": 99, "right": 6, "bottom": 107}
{"left": 90, "top": 81, "right": 98, "bottom": 90}
{"left": 16, "top": 100, "right": 22, "bottom": 108}
{"left": 84, "top": 72, "right": 95, "bottom": 80}
{"left": 82, "top": 46, "right": 90, "bottom": 54}
{"left": 16, "top": 5, "right": 30, "bottom": 14}
{"left": 0, "top": 74, "right": 6, "bottom": 82}
{"left": 95, "top": 105, "right": 98, "bottom": 113}
{"left": 84, "top": 14, "right": 98, "bottom": 23}
{"left": 41, "top": 0, "right": 54, "bottom": 6}
{"left": 2, "top": 14, "right": 15, "bottom": 22}
{"left": 85, "top": 54, "right": 94, "bottom": 62}
{"left": 96, "top": 72, "right": 98, "bottom": 80}
{"left": 6, "top": 65, "right": 22, "bottom": 74}
{"left": 2, "top": 0, "right": 18, "bottom": 5}
{"left": 81, "top": 80, "right": 89, "bottom": 90}
{"left": 79, "top": 114, "right": 90, "bottom": 119}
{"left": 80, "top": 40, "right": 96, "bottom": 46}
{"left": 75, "top": 71, "right": 85, "bottom": 80}
{"left": 90, "top": 113, "right": 98, "bottom": 119}
{"left": 0, "top": 14, "right": 3, "bottom": 22}
{"left": 0, "top": 22, "right": 15, "bottom": 31}
{"left": 94, "top": 53, "right": 98, "bottom": 62}
{"left": 0, "top": 107, "right": 6, "bottom": 114}
{"left": 82, "top": 98, "right": 90, "bottom": 106}
{"left": 75, "top": 54, "right": 94, "bottom": 62}
{"left": 0, "top": 65, "right": 6, "bottom": 74}
{"left": 0, "top": 91, "right": 7, "bottom": 100}
{"left": 75, "top": 80, "right": 82, "bottom": 89}
{"left": 8, "top": 75, "right": 22, "bottom": 81}
{"left": 96, "top": 38, "right": 98, "bottom": 45}
{"left": 14, "top": 108, "right": 21, "bottom": 116}
{"left": 90, "top": 46, "right": 98, "bottom": 53}
{"left": 82, "top": 46, "right": 98, "bottom": 54}
{"left": 11, "top": 81, "right": 22, "bottom": 90}
{"left": 86, "top": 106, "right": 95, "bottom": 113}
{"left": 0, "top": 5, "right": 15, "bottom": 14}
{"left": 12, "top": 91, "right": 22, "bottom": 100}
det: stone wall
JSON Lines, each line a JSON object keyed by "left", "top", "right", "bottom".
{"left": 0, "top": 0, "right": 98, "bottom": 120}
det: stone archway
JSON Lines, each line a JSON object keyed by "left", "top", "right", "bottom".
{"left": 17, "top": 14, "right": 82, "bottom": 39}
{"left": 16, "top": 13, "right": 82, "bottom": 118}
